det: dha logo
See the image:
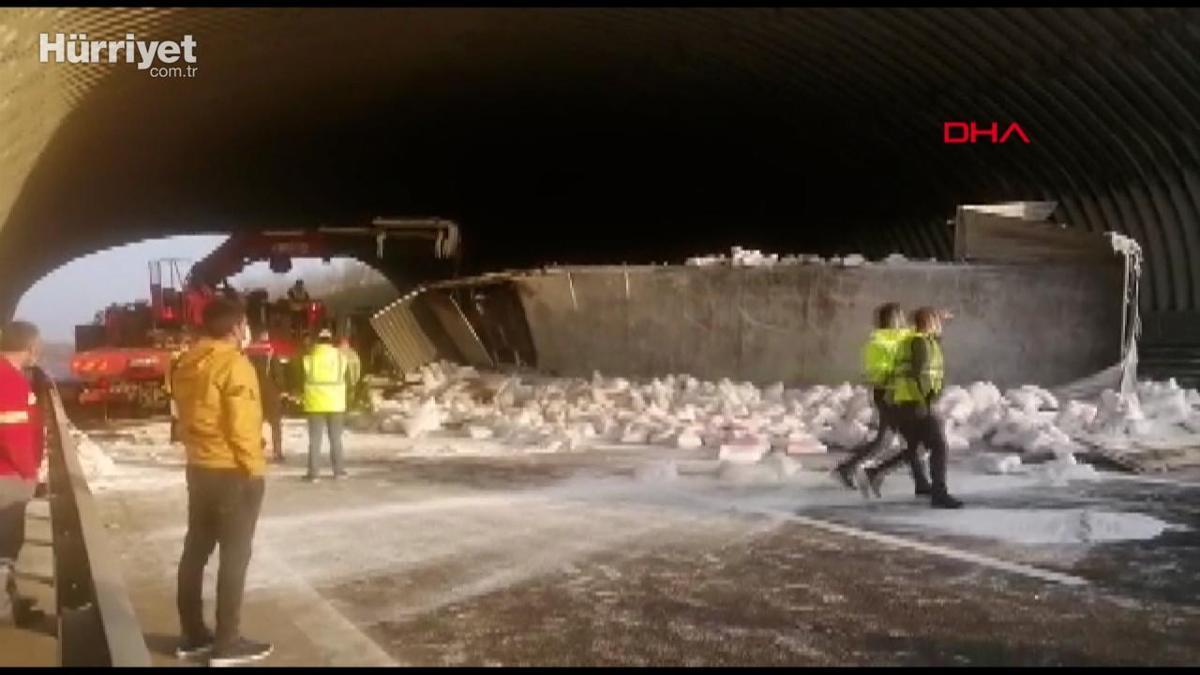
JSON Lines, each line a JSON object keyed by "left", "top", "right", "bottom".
{"left": 39, "top": 32, "right": 197, "bottom": 78}
{"left": 944, "top": 122, "right": 1030, "bottom": 144}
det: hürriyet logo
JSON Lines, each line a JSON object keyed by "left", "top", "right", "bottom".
{"left": 39, "top": 32, "right": 197, "bottom": 78}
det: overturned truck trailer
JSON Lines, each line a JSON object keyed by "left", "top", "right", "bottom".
{"left": 372, "top": 204, "right": 1140, "bottom": 390}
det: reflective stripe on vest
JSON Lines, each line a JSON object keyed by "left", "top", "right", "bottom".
{"left": 0, "top": 410, "right": 30, "bottom": 424}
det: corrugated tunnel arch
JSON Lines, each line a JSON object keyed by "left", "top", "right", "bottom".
{"left": 1, "top": 7, "right": 1199, "bottom": 339}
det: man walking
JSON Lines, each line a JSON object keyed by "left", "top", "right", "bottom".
{"left": 0, "top": 322, "right": 43, "bottom": 627}
{"left": 303, "top": 329, "right": 348, "bottom": 482}
{"left": 171, "top": 299, "right": 273, "bottom": 665}
{"left": 865, "top": 307, "right": 963, "bottom": 509}
{"left": 833, "top": 303, "right": 931, "bottom": 495}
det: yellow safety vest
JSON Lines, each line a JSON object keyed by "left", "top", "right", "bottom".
{"left": 862, "top": 328, "right": 913, "bottom": 388}
{"left": 303, "top": 344, "right": 347, "bottom": 413}
{"left": 889, "top": 333, "right": 945, "bottom": 405}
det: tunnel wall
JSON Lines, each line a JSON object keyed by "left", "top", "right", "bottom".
{"left": 507, "top": 263, "right": 1125, "bottom": 389}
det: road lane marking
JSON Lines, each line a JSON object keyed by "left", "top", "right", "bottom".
{"left": 782, "top": 512, "right": 1089, "bottom": 587}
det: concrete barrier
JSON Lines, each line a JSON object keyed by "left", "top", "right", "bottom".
{"left": 508, "top": 262, "right": 1124, "bottom": 388}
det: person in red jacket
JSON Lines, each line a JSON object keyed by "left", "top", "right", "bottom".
{"left": 184, "top": 278, "right": 216, "bottom": 329}
{"left": 0, "top": 321, "right": 44, "bottom": 626}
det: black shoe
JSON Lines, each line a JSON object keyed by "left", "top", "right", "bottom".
{"left": 209, "top": 638, "right": 274, "bottom": 667}
{"left": 833, "top": 465, "right": 856, "bottom": 490}
{"left": 302, "top": 474, "right": 320, "bottom": 483}
{"left": 13, "top": 598, "right": 46, "bottom": 630}
{"left": 914, "top": 482, "right": 933, "bottom": 496}
{"left": 931, "top": 492, "right": 964, "bottom": 509}
{"left": 175, "top": 633, "right": 215, "bottom": 659}
{"left": 861, "top": 467, "right": 886, "bottom": 498}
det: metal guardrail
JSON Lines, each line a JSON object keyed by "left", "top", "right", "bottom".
{"left": 34, "top": 368, "right": 151, "bottom": 667}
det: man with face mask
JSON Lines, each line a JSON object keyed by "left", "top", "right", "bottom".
{"left": 170, "top": 299, "right": 273, "bottom": 665}
{"left": 0, "top": 321, "right": 44, "bottom": 627}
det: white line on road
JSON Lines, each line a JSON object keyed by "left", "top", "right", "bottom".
{"left": 638, "top": 486, "right": 1092, "bottom": 587}
{"left": 781, "top": 512, "right": 1090, "bottom": 587}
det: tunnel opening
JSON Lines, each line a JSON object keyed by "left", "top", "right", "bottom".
{"left": 14, "top": 232, "right": 406, "bottom": 420}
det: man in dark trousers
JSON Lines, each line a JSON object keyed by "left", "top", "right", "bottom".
{"left": 172, "top": 299, "right": 273, "bottom": 665}
{"left": 833, "top": 303, "right": 931, "bottom": 495}
{"left": 248, "top": 331, "right": 286, "bottom": 463}
{"left": 0, "top": 322, "right": 44, "bottom": 627}
{"left": 865, "top": 307, "right": 963, "bottom": 509}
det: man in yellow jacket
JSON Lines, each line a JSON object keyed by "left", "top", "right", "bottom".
{"left": 303, "top": 328, "right": 348, "bottom": 482}
{"left": 170, "top": 298, "right": 273, "bottom": 666}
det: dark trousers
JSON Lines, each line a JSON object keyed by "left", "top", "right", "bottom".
{"left": 263, "top": 399, "right": 283, "bottom": 459}
{"left": 177, "top": 467, "right": 265, "bottom": 649}
{"left": 877, "top": 406, "right": 950, "bottom": 494}
{"left": 1, "top": 478, "right": 35, "bottom": 618}
{"left": 837, "top": 390, "right": 929, "bottom": 487}
{"left": 0, "top": 477, "right": 35, "bottom": 566}
{"left": 306, "top": 413, "right": 345, "bottom": 477}
{"left": 0, "top": 500, "right": 27, "bottom": 567}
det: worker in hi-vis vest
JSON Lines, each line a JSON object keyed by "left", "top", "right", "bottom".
{"left": 863, "top": 307, "right": 962, "bottom": 509}
{"left": 302, "top": 328, "right": 348, "bottom": 482}
{"left": 833, "top": 303, "right": 931, "bottom": 496}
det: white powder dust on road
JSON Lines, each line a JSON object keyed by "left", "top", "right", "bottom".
{"left": 874, "top": 508, "right": 1178, "bottom": 546}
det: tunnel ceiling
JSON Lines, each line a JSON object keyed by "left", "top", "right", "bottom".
{"left": 2, "top": 7, "right": 1200, "bottom": 317}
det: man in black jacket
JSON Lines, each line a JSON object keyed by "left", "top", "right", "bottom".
{"left": 247, "top": 331, "right": 286, "bottom": 463}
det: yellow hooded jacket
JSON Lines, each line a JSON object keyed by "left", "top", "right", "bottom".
{"left": 171, "top": 338, "right": 265, "bottom": 476}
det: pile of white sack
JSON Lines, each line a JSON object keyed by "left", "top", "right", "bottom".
{"left": 685, "top": 247, "right": 900, "bottom": 269}
{"left": 364, "top": 362, "right": 1200, "bottom": 467}
{"left": 936, "top": 379, "right": 1200, "bottom": 465}
{"left": 363, "top": 362, "right": 834, "bottom": 460}
{"left": 69, "top": 428, "right": 119, "bottom": 480}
